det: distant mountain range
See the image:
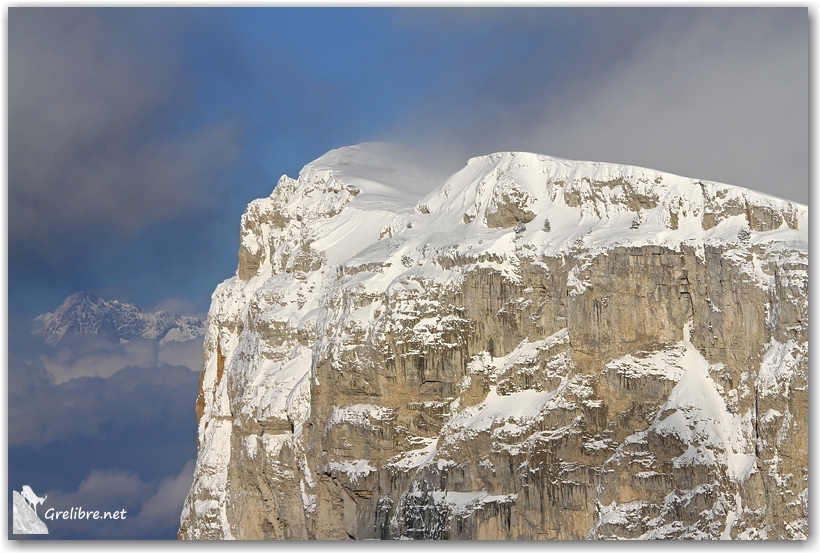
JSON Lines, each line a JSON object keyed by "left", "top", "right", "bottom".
{"left": 33, "top": 291, "right": 205, "bottom": 346}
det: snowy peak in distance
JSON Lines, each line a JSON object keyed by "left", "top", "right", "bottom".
{"left": 32, "top": 291, "right": 205, "bottom": 346}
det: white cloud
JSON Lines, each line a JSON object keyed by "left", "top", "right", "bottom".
{"left": 132, "top": 459, "right": 196, "bottom": 531}
{"left": 39, "top": 338, "right": 158, "bottom": 383}
{"left": 37, "top": 334, "right": 203, "bottom": 384}
{"left": 38, "top": 459, "right": 196, "bottom": 539}
{"left": 158, "top": 337, "right": 205, "bottom": 373}
{"left": 44, "top": 468, "right": 153, "bottom": 516}
{"left": 147, "top": 295, "right": 209, "bottom": 319}
{"left": 9, "top": 360, "right": 200, "bottom": 448}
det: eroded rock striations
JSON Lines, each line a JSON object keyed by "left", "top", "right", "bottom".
{"left": 179, "top": 143, "right": 807, "bottom": 540}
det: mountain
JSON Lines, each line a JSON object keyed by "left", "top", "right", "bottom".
{"left": 179, "top": 143, "right": 807, "bottom": 540}
{"left": 33, "top": 292, "right": 205, "bottom": 346}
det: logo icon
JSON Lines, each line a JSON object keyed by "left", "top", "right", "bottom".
{"left": 13, "top": 485, "right": 49, "bottom": 535}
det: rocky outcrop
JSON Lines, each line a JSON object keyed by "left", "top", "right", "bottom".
{"left": 179, "top": 143, "right": 807, "bottom": 540}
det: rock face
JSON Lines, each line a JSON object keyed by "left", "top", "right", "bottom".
{"left": 179, "top": 143, "right": 807, "bottom": 540}
{"left": 33, "top": 291, "right": 205, "bottom": 346}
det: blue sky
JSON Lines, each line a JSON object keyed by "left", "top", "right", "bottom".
{"left": 7, "top": 7, "right": 809, "bottom": 540}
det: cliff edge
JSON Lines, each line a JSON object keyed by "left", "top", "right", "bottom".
{"left": 179, "top": 143, "right": 807, "bottom": 540}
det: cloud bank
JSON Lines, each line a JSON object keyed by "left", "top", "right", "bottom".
{"left": 9, "top": 347, "right": 199, "bottom": 539}
{"left": 34, "top": 335, "right": 204, "bottom": 384}
{"left": 30, "top": 460, "right": 195, "bottom": 539}
{"left": 529, "top": 9, "right": 807, "bottom": 204}
{"left": 8, "top": 9, "right": 240, "bottom": 263}
{"left": 9, "top": 361, "right": 200, "bottom": 449}
{"left": 386, "top": 8, "right": 807, "bottom": 204}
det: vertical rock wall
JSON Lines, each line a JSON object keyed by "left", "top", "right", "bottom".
{"left": 179, "top": 146, "right": 807, "bottom": 540}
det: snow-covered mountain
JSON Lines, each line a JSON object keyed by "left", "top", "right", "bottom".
{"left": 33, "top": 292, "right": 204, "bottom": 346}
{"left": 179, "top": 143, "right": 807, "bottom": 540}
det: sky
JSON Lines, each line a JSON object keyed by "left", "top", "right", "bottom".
{"left": 6, "top": 7, "right": 809, "bottom": 540}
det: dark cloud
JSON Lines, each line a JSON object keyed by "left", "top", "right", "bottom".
{"left": 6, "top": 9, "right": 349, "bottom": 319}
{"left": 8, "top": 9, "right": 240, "bottom": 264}
{"left": 9, "top": 353, "right": 200, "bottom": 448}
{"left": 527, "top": 8, "right": 808, "bottom": 204}
{"left": 9, "top": 333, "right": 199, "bottom": 539}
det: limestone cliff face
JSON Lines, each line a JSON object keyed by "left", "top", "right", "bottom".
{"left": 178, "top": 143, "right": 807, "bottom": 540}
